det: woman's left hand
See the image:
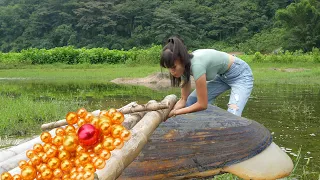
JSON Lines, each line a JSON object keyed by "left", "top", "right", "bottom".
{"left": 167, "top": 109, "right": 176, "bottom": 119}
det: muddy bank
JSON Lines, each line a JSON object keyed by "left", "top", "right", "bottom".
{"left": 111, "top": 72, "right": 195, "bottom": 90}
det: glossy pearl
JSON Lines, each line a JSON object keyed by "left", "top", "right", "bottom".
{"left": 55, "top": 128, "right": 65, "bottom": 136}
{"left": 1, "top": 172, "right": 13, "bottom": 180}
{"left": 47, "top": 157, "right": 61, "bottom": 169}
{"left": 40, "top": 132, "right": 52, "bottom": 143}
{"left": 21, "top": 166, "right": 36, "bottom": 180}
{"left": 107, "top": 108, "right": 117, "bottom": 118}
{"left": 12, "top": 174, "right": 21, "bottom": 180}
{"left": 112, "top": 112, "right": 124, "bottom": 124}
{"left": 66, "top": 112, "right": 78, "bottom": 125}
{"left": 120, "top": 129, "right": 131, "bottom": 141}
{"left": 77, "top": 124, "right": 100, "bottom": 147}
{"left": 76, "top": 108, "right": 87, "bottom": 118}
{"left": 102, "top": 137, "right": 115, "bottom": 151}
{"left": 63, "top": 135, "right": 79, "bottom": 152}
{"left": 61, "top": 159, "right": 73, "bottom": 171}
{"left": 33, "top": 143, "right": 44, "bottom": 153}
{"left": 85, "top": 112, "right": 94, "bottom": 123}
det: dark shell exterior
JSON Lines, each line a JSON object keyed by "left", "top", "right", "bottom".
{"left": 119, "top": 105, "right": 272, "bottom": 179}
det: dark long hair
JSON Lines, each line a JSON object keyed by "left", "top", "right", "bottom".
{"left": 160, "top": 36, "right": 193, "bottom": 87}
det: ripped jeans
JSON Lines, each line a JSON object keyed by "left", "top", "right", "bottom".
{"left": 186, "top": 58, "right": 253, "bottom": 116}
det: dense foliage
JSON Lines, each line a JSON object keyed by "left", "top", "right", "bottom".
{"left": 0, "top": 0, "right": 319, "bottom": 53}
{"left": 0, "top": 46, "right": 319, "bottom": 65}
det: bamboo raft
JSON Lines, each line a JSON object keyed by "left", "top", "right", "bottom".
{"left": 0, "top": 94, "right": 293, "bottom": 180}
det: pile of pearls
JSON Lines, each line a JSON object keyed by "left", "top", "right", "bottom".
{"left": 1, "top": 108, "right": 131, "bottom": 180}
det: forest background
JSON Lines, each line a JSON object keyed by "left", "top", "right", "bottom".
{"left": 0, "top": 0, "right": 319, "bottom": 54}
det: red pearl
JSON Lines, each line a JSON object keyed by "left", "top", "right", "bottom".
{"left": 77, "top": 124, "right": 101, "bottom": 148}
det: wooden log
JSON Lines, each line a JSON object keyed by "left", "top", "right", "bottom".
{"left": 0, "top": 129, "right": 56, "bottom": 172}
{"left": 40, "top": 102, "right": 169, "bottom": 131}
{"left": 0, "top": 103, "right": 143, "bottom": 172}
{"left": 96, "top": 94, "right": 177, "bottom": 180}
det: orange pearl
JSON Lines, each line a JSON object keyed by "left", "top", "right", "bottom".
{"left": 37, "top": 163, "right": 48, "bottom": 172}
{"left": 18, "top": 160, "right": 28, "bottom": 169}
{"left": 41, "top": 168, "right": 53, "bottom": 180}
{"left": 58, "top": 150, "right": 70, "bottom": 161}
{"left": 63, "top": 135, "right": 79, "bottom": 152}
{"left": 53, "top": 168, "right": 63, "bottom": 178}
{"left": 55, "top": 128, "right": 65, "bottom": 136}
{"left": 77, "top": 118, "right": 86, "bottom": 127}
{"left": 112, "top": 112, "right": 124, "bottom": 124}
{"left": 26, "top": 150, "right": 35, "bottom": 159}
{"left": 21, "top": 166, "right": 37, "bottom": 180}
{"left": 65, "top": 125, "right": 76, "bottom": 134}
{"left": 99, "top": 110, "right": 108, "bottom": 117}
{"left": 36, "top": 173, "right": 42, "bottom": 180}
{"left": 76, "top": 145, "right": 86, "bottom": 154}
{"left": 66, "top": 112, "right": 78, "bottom": 125}
{"left": 93, "top": 143, "right": 103, "bottom": 154}
{"left": 120, "top": 129, "right": 131, "bottom": 141}
{"left": 40, "top": 132, "right": 52, "bottom": 143}
{"left": 99, "top": 149, "right": 111, "bottom": 160}
{"left": 90, "top": 117, "right": 99, "bottom": 127}
{"left": 100, "top": 122, "right": 111, "bottom": 136}
{"left": 83, "top": 171, "right": 94, "bottom": 180}
{"left": 46, "top": 147, "right": 57, "bottom": 158}
{"left": 1, "top": 172, "right": 13, "bottom": 180}
{"left": 77, "top": 165, "right": 84, "bottom": 172}
{"left": 27, "top": 160, "right": 33, "bottom": 166}
{"left": 76, "top": 172, "right": 84, "bottom": 180}
{"left": 93, "top": 157, "right": 106, "bottom": 169}
{"left": 47, "top": 157, "right": 61, "bottom": 169}
{"left": 78, "top": 153, "right": 91, "bottom": 165}
{"left": 41, "top": 153, "right": 50, "bottom": 163}
{"left": 52, "top": 135, "right": 64, "bottom": 146}
{"left": 42, "top": 143, "right": 52, "bottom": 152}
{"left": 74, "top": 158, "right": 81, "bottom": 167}
{"left": 102, "top": 137, "right": 115, "bottom": 151}
{"left": 37, "top": 151, "right": 45, "bottom": 158}
{"left": 84, "top": 112, "right": 94, "bottom": 123}
{"left": 111, "top": 125, "right": 124, "bottom": 138}
{"left": 98, "top": 117, "right": 112, "bottom": 127}
{"left": 107, "top": 108, "right": 117, "bottom": 118}
{"left": 12, "top": 174, "right": 21, "bottom": 180}
{"left": 30, "top": 155, "right": 41, "bottom": 166}
{"left": 33, "top": 143, "right": 44, "bottom": 153}
{"left": 62, "top": 174, "right": 70, "bottom": 179}
{"left": 83, "top": 163, "right": 96, "bottom": 173}
{"left": 61, "top": 159, "right": 73, "bottom": 171}
{"left": 70, "top": 172, "right": 77, "bottom": 179}
{"left": 113, "top": 138, "right": 124, "bottom": 149}
{"left": 77, "top": 108, "right": 87, "bottom": 118}
{"left": 70, "top": 167, "right": 77, "bottom": 174}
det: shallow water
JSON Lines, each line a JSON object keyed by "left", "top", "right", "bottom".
{"left": 0, "top": 80, "right": 319, "bottom": 177}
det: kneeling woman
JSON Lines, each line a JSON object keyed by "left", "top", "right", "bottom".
{"left": 160, "top": 37, "right": 254, "bottom": 118}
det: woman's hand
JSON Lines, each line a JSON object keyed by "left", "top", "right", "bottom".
{"left": 167, "top": 109, "right": 176, "bottom": 119}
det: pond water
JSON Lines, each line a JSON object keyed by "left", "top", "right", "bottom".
{"left": 0, "top": 80, "right": 319, "bottom": 178}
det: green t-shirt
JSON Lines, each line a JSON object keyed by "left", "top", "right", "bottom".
{"left": 187, "top": 49, "right": 230, "bottom": 81}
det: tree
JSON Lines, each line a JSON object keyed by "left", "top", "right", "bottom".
{"left": 276, "top": 0, "right": 320, "bottom": 51}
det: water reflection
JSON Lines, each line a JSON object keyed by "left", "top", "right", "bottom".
{"left": 0, "top": 80, "right": 319, "bottom": 176}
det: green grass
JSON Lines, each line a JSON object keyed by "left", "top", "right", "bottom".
{"left": 0, "top": 62, "right": 320, "bottom": 84}
{"left": 0, "top": 62, "right": 319, "bottom": 179}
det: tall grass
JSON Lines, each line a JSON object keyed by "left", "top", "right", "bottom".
{"left": 0, "top": 95, "right": 86, "bottom": 136}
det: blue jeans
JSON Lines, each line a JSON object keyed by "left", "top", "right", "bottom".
{"left": 186, "top": 57, "right": 254, "bottom": 116}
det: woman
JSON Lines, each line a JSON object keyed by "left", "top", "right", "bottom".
{"left": 160, "top": 37, "right": 253, "bottom": 118}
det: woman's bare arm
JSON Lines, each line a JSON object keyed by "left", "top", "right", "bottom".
{"left": 168, "top": 74, "right": 208, "bottom": 117}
